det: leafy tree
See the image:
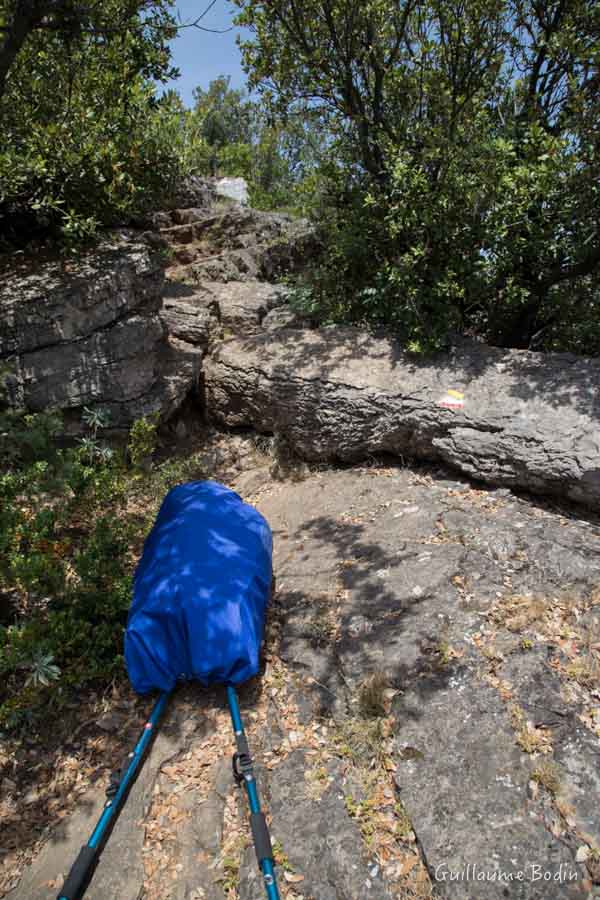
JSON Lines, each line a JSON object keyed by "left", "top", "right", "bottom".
{"left": 235, "top": 0, "right": 600, "bottom": 351}
{"left": 0, "top": 0, "right": 185, "bottom": 244}
{"left": 190, "top": 74, "right": 323, "bottom": 209}
{"left": 0, "top": 0, "right": 168, "bottom": 102}
{"left": 194, "top": 74, "right": 255, "bottom": 173}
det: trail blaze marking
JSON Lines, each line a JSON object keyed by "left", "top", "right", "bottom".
{"left": 438, "top": 388, "right": 465, "bottom": 409}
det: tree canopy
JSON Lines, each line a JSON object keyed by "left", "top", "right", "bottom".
{"left": 0, "top": 0, "right": 186, "bottom": 243}
{"left": 235, "top": 0, "right": 600, "bottom": 351}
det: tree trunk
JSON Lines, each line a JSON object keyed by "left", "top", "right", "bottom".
{"left": 0, "top": 1, "right": 48, "bottom": 102}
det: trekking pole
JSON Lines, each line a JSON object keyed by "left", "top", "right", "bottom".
{"left": 57, "top": 691, "right": 170, "bottom": 900}
{"left": 227, "top": 685, "right": 281, "bottom": 900}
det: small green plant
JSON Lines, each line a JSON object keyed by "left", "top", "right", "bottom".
{"left": 344, "top": 794, "right": 377, "bottom": 846}
{"left": 334, "top": 716, "right": 389, "bottom": 769}
{"left": 394, "top": 799, "right": 414, "bottom": 837}
{"left": 358, "top": 671, "right": 389, "bottom": 718}
{"left": 218, "top": 855, "right": 241, "bottom": 893}
{"left": 78, "top": 407, "right": 113, "bottom": 465}
{"left": 344, "top": 794, "right": 361, "bottom": 817}
{"left": 434, "top": 639, "right": 456, "bottom": 668}
{"left": 531, "top": 760, "right": 562, "bottom": 795}
{"left": 25, "top": 651, "right": 61, "bottom": 687}
{"left": 61, "top": 211, "right": 99, "bottom": 246}
{"left": 272, "top": 840, "right": 294, "bottom": 873}
{"left": 128, "top": 413, "right": 160, "bottom": 470}
{"left": 81, "top": 406, "right": 111, "bottom": 440}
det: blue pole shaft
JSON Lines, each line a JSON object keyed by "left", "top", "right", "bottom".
{"left": 227, "top": 686, "right": 281, "bottom": 900}
{"left": 57, "top": 691, "right": 170, "bottom": 900}
{"left": 89, "top": 690, "right": 169, "bottom": 847}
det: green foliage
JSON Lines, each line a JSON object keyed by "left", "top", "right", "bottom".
{"left": 0, "top": 403, "right": 131, "bottom": 728}
{"left": 0, "top": 0, "right": 185, "bottom": 246}
{"left": 128, "top": 413, "right": 160, "bottom": 470}
{"left": 0, "top": 391, "right": 218, "bottom": 731}
{"left": 25, "top": 652, "right": 61, "bottom": 689}
{"left": 236, "top": 0, "right": 600, "bottom": 352}
{"left": 187, "top": 75, "right": 324, "bottom": 211}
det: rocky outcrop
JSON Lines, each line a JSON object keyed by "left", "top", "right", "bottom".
{"left": 254, "top": 468, "right": 600, "bottom": 899}
{"left": 170, "top": 175, "right": 218, "bottom": 211}
{"left": 153, "top": 201, "right": 318, "bottom": 412}
{"left": 0, "top": 236, "right": 200, "bottom": 429}
{"left": 10, "top": 460, "right": 600, "bottom": 900}
{"left": 215, "top": 176, "right": 249, "bottom": 206}
{"left": 160, "top": 280, "right": 291, "bottom": 346}
{"left": 4, "top": 184, "right": 599, "bottom": 513}
{"left": 205, "top": 327, "right": 600, "bottom": 508}
{"left": 160, "top": 203, "right": 318, "bottom": 285}
{"left": 0, "top": 192, "right": 318, "bottom": 430}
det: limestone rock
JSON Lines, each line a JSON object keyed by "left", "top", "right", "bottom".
{"left": 0, "top": 236, "right": 198, "bottom": 429}
{"left": 160, "top": 284, "right": 220, "bottom": 348}
{"left": 163, "top": 206, "right": 319, "bottom": 286}
{"left": 239, "top": 751, "right": 394, "bottom": 900}
{"left": 261, "top": 306, "right": 309, "bottom": 331}
{"left": 257, "top": 466, "right": 600, "bottom": 899}
{"left": 215, "top": 177, "right": 249, "bottom": 206}
{"left": 209, "top": 281, "right": 289, "bottom": 334}
{"left": 171, "top": 176, "right": 218, "bottom": 210}
{"left": 160, "top": 280, "right": 290, "bottom": 350}
{"left": 205, "top": 328, "right": 600, "bottom": 508}
{"left": 0, "top": 238, "right": 163, "bottom": 357}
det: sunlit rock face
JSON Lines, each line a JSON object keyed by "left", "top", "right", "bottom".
{"left": 205, "top": 328, "right": 600, "bottom": 509}
{"left": 215, "top": 176, "right": 249, "bottom": 206}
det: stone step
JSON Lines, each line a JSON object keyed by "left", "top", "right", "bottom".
{"left": 161, "top": 279, "right": 290, "bottom": 341}
{"left": 159, "top": 220, "right": 216, "bottom": 245}
{"left": 167, "top": 250, "right": 261, "bottom": 285}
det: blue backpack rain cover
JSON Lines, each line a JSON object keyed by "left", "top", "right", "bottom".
{"left": 125, "top": 481, "right": 273, "bottom": 694}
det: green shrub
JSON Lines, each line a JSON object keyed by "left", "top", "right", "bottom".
{"left": 236, "top": 0, "right": 600, "bottom": 353}
{"left": 128, "top": 413, "right": 160, "bottom": 470}
{"left": 0, "top": 1, "right": 184, "bottom": 247}
{"left": 0, "top": 400, "right": 212, "bottom": 731}
{"left": 0, "top": 405, "right": 135, "bottom": 729}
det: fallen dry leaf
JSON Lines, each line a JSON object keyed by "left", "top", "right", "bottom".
{"left": 401, "top": 855, "right": 419, "bottom": 876}
{"left": 283, "top": 871, "right": 305, "bottom": 883}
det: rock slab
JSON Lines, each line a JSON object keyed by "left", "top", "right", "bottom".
{"left": 205, "top": 328, "right": 600, "bottom": 508}
{"left": 8, "top": 727, "right": 179, "bottom": 900}
{"left": 0, "top": 237, "right": 197, "bottom": 429}
{"left": 256, "top": 466, "right": 600, "bottom": 898}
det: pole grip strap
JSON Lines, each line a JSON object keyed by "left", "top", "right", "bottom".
{"left": 250, "top": 812, "right": 273, "bottom": 868}
{"left": 57, "top": 845, "right": 97, "bottom": 900}
{"left": 235, "top": 732, "right": 250, "bottom": 757}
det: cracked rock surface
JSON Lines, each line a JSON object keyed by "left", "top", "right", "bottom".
{"left": 0, "top": 197, "right": 318, "bottom": 432}
{"left": 205, "top": 327, "right": 600, "bottom": 509}
{"left": 0, "top": 237, "right": 174, "bottom": 429}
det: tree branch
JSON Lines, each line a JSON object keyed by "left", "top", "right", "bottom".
{"left": 539, "top": 239, "right": 600, "bottom": 290}
{"left": 176, "top": 0, "right": 233, "bottom": 34}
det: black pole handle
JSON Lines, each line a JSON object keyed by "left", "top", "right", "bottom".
{"left": 57, "top": 845, "right": 98, "bottom": 900}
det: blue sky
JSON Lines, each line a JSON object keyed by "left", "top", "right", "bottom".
{"left": 163, "top": 0, "right": 251, "bottom": 107}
